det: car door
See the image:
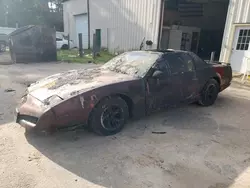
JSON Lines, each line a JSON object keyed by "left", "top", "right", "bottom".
{"left": 146, "top": 57, "right": 183, "bottom": 112}
{"left": 166, "top": 53, "right": 199, "bottom": 103}
{"left": 179, "top": 53, "right": 199, "bottom": 102}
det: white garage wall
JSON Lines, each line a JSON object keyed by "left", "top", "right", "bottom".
{"left": 63, "top": 0, "right": 88, "bottom": 48}
{"left": 63, "top": 0, "right": 162, "bottom": 53}
{"left": 220, "top": 0, "right": 250, "bottom": 64}
{"left": 89, "top": 0, "right": 162, "bottom": 53}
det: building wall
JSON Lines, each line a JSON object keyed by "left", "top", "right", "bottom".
{"left": 63, "top": 0, "right": 88, "bottom": 48}
{"left": 63, "top": 0, "right": 162, "bottom": 53}
{"left": 220, "top": 0, "right": 250, "bottom": 63}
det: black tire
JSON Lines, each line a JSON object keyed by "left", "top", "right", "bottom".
{"left": 199, "top": 79, "right": 219, "bottom": 106}
{"left": 89, "top": 96, "right": 129, "bottom": 136}
{"left": 61, "top": 44, "right": 69, "bottom": 50}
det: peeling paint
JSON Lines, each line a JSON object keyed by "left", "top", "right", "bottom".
{"left": 90, "top": 95, "right": 97, "bottom": 102}
{"left": 80, "top": 96, "right": 85, "bottom": 109}
{"left": 89, "top": 95, "right": 98, "bottom": 108}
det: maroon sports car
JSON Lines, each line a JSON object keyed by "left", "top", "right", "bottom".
{"left": 16, "top": 50, "right": 232, "bottom": 135}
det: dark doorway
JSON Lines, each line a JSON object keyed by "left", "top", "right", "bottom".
{"left": 160, "top": 0, "right": 229, "bottom": 60}
{"left": 191, "top": 32, "right": 199, "bottom": 53}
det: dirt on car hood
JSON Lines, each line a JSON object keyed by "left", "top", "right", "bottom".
{"left": 28, "top": 68, "right": 137, "bottom": 102}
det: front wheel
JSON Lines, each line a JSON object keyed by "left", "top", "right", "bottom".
{"left": 89, "top": 96, "right": 129, "bottom": 136}
{"left": 199, "top": 79, "right": 219, "bottom": 106}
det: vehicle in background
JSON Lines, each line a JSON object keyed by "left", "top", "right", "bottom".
{"left": 0, "top": 27, "right": 16, "bottom": 52}
{"left": 15, "top": 50, "right": 232, "bottom": 136}
{"left": 56, "top": 33, "right": 74, "bottom": 50}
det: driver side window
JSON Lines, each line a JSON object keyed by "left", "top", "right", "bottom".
{"left": 154, "top": 60, "right": 170, "bottom": 76}
{"left": 156, "top": 60, "right": 169, "bottom": 72}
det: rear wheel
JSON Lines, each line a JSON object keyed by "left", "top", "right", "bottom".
{"left": 199, "top": 79, "right": 219, "bottom": 106}
{"left": 89, "top": 96, "right": 129, "bottom": 136}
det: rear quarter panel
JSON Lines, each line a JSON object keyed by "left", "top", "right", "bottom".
{"left": 194, "top": 63, "right": 217, "bottom": 92}
{"left": 211, "top": 63, "right": 232, "bottom": 91}
{"left": 189, "top": 52, "right": 225, "bottom": 92}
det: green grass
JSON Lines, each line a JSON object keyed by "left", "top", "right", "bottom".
{"left": 57, "top": 49, "right": 115, "bottom": 64}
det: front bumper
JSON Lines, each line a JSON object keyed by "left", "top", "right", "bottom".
{"left": 15, "top": 94, "right": 90, "bottom": 131}
{"left": 15, "top": 94, "right": 52, "bottom": 130}
{"left": 15, "top": 108, "right": 37, "bottom": 129}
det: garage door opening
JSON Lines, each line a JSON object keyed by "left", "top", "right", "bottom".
{"left": 159, "top": 0, "right": 229, "bottom": 60}
{"left": 74, "top": 14, "right": 89, "bottom": 49}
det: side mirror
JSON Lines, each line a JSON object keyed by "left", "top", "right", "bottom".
{"left": 152, "top": 70, "right": 163, "bottom": 78}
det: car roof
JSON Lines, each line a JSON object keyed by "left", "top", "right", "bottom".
{"left": 124, "top": 50, "right": 191, "bottom": 57}
{"left": 146, "top": 49, "right": 189, "bottom": 54}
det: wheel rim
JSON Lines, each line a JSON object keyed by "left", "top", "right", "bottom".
{"left": 206, "top": 84, "right": 217, "bottom": 101}
{"left": 101, "top": 105, "right": 124, "bottom": 131}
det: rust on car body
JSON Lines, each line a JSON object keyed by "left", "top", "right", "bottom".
{"left": 15, "top": 50, "right": 232, "bottom": 134}
{"left": 16, "top": 66, "right": 146, "bottom": 131}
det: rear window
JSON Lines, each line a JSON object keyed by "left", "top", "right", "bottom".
{"left": 179, "top": 53, "right": 195, "bottom": 72}
{"left": 189, "top": 52, "right": 208, "bottom": 69}
{"left": 164, "top": 53, "right": 187, "bottom": 74}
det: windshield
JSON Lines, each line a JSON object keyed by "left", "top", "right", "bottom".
{"left": 101, "top": 51, "right": 161, "bottom": 77}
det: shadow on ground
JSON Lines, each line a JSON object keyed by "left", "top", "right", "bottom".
{"left": 25, "top": 94, "right": 250, "bottom": 188}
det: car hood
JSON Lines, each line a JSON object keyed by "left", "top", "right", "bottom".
{"left": 28, "top": 68, "right": 137, "bottom": 102}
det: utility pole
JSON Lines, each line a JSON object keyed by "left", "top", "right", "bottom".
{"left": 87, "top": 0, "right": 90, "bottom": 49}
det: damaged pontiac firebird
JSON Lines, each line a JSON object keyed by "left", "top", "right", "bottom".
{"left": 15, "top": 50, "right": 232, "bottom": 136}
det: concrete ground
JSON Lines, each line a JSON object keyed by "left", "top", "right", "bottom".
{"left": 0, "top": 52, "right": 12, "bottom": 65}
{"left": 0, "top": 63, "right": 250, "bottom": 188}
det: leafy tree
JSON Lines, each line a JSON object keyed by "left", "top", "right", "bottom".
{"left": 0, "top": 0, "right": 64, "bottom": 31}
